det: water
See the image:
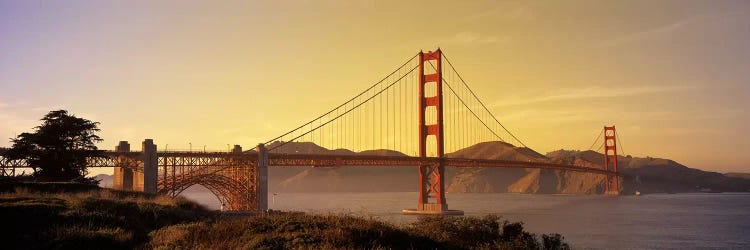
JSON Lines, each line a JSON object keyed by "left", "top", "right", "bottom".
{"left": 182, "top": 191, "right": 750, "bottom": 249}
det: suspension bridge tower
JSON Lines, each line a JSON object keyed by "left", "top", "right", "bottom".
{"left": 403, "top": 49, "right": 463, "bottom": 215}
{"left": 603, "top": 126, "right": 620, "bottom": 195}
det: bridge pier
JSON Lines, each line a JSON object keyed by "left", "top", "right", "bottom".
{"left": 113, "top": 141, "right": 133, "bottom": 191}
{"left": 257, "top": 144, "right": 269, "bottom": 211}
{"left": 232, "top": 145, "right": 242, "bottom": 154}
{"left": 112, "top": 140, "right": 157, "bottom": 194}
{"left": 604, "top": 176, "right": 621, "bottom": 195}
{"left": 142, "top": 139, "right": 158, "bottom": 194}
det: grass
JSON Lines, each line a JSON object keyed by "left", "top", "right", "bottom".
{"left": 148, "top": 212, "right": 570, "bottom": 249}
{"left": 0, "top": 181, "right": 570, "bottom": 250}
{"left": 0, "top": 182, "right": 210, "bottom": 250}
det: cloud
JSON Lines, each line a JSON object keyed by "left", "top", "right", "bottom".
{"left": 597, "top": 10, "right": 744, "bottom": 48}
{"left": 597, "top": 20, "right": 687, "bottom": 48}
{"left": 659, "top": 127, "right": 724, "bottom": 136}
{"left": 495, "top": 108, "right": 623, "bottom": 124}
{"left": 490, "top": 85, "right": 696, "bottom": 108}
{"left": 506, "top": 5, "right": 536, "bottom": 21}
{"left": 463, "top": 5, "right": 536, "bottom": 22}
{"left": 494, "top": 109, "right": 595, "bottom": 123}
{"left": 445, "top": 32, "right": 509, "bottom": 45}
{"left": 493, "top": 107, "right": 730, "bottom": 129}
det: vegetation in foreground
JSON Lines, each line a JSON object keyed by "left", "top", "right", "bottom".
{"left": 0, "top": 181, "right": 211, "bottom": 250}
{"left": 149, "top": 212, "right": 570, "bottom": 250}
{"left": 0, "top": 181, "right": 569, "bottom": 250}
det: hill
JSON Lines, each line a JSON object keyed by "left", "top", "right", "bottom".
{"left": 265, "top": 141, "right": 356, "bottom": 155}
{"left": 444, "top": 141, "right": 609, "bottom": 194}
{"left": 725, "top": 172, "right": 750, "bottom": 179}
{"left": 445, "top": 141, "right": 549, "bottom": 193}
{"left": 266, "top": 140, "right": 750, "bottom": 195}
{"left": 93, "top": 173, "right": 114, "bottom": 188}
{"left": 547, "top": 150, "right": 750, "bottom": 193}
{"left": 265, "top": 141, "right": 419, "bottom": 192}
{"left": 266, "top": 140, "right": 600, "bottom": 194}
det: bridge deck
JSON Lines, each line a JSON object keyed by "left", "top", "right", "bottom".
{"left": 266, "top": 153, "right": 620, "bottom": 175}
{"left": 1, "top": 151, "right": 620, "bottom": 176}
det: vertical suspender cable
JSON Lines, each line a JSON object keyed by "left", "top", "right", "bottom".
{"left": 615, "top": 130, "right": 626, "bottom": 156}
{"left": 387, "top": 71, "right": 392, "bottom": 150}
{"left": 442, "top": 52, "right": 528, "bottom": 148}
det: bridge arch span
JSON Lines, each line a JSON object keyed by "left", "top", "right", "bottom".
{"left": 160, "top": 173, "right": 255, "bottom": 210}
{"left": 159, "top": 170, "right": 256, "bottom": 211}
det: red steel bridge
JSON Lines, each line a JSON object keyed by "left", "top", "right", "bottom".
{"left": 0, "top": 49, "right": 622, "bottom": 214}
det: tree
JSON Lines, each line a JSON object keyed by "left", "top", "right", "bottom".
{"left": 6, "top": 110, "right": 104, "bottom": 182}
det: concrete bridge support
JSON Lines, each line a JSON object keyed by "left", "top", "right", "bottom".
{"left": 142, "top": 139, "right": 158, "bottom": 194}
{"left": 111, "top": 140, "right": 157, "bottom": 194}
{"left": 113, "top": 141, "right": 133, "bottom": 191}
{"left": 109, "top": 141, "right": 261, "bottom": 211}
{"left": 257, "top": 144, "right": 269, "bottom": 211}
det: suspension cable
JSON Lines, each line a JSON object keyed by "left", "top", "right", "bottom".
{"left": 588, "top": 128, "right": 604, "bottom": 151}
{"left": 265, "top": 53, "right": 419, "bottom": 144}
{"left": 426, "top": 61, "right": 507, "bottom": 143}
{"left": 615, "top": 130, "right": 626, "bottom": 156}
{"left": 596, "top": 139, "right": 605, "bottom": 153}
{"left": 269, "top": 64, "right": 419, "bottom": 151}
{"left": 441, "top": 52, "right": 529, "bottom": 148}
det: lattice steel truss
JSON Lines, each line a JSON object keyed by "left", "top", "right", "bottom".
{"left": 0, "top": 158, "right": 23, "bottom": 176}
{"left": 0, "top": 150, "right": 260, "bottom": 211}
{"left": 0, "top": 148, "right": 19, "bottom": 176}
{"left": 156, "top": 152, "right": 258, "bottom": 211}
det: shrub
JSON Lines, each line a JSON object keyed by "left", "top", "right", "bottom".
{"left": 0, "top": 183, "right": 210, "bottom": 250}
{"left": 148, "top": 213, "right": 441, "bottom": 249}
{"left": 409, "top": 214, "right": 503, "bottom": 248}
{"left": 542, "top": 234, "right": 571, "bottom": 250}
{"left": 148, "top": 213, "right": 570, "bottom": 250}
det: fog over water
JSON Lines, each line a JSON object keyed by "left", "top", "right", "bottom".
{"left": 182, "top": 189, "right": 750, "bottom": 249}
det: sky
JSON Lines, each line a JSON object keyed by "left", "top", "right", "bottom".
{"left": 1, "top": 0, "right": 749, "bottom": 174}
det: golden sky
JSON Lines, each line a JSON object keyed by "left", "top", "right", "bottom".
{"left": 1, "top": 1, "right": 749, "bottom": 173}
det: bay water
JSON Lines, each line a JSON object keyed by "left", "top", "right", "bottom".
{"left": 182, "top": 191, "right": 750, "bottom": 249}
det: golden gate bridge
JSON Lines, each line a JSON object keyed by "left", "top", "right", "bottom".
{"left": 0, "top": 49, "right": 622, "bottom": 214}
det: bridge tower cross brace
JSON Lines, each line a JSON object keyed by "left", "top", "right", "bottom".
{"left": 603, "top": 126, "right": 620, "bottom": 195}
{"left": 416, "top": 49, "right": 448, "bottom": 212}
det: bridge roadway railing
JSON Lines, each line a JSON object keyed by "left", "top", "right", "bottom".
{"left": 1, "top": 151, "right": 621, "bottom": 176}
{"left": 266, "top": 153, "right": 623, "bottom": 176}
{"left": 0, "top": 151, "right": 257, "bottom": 168}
